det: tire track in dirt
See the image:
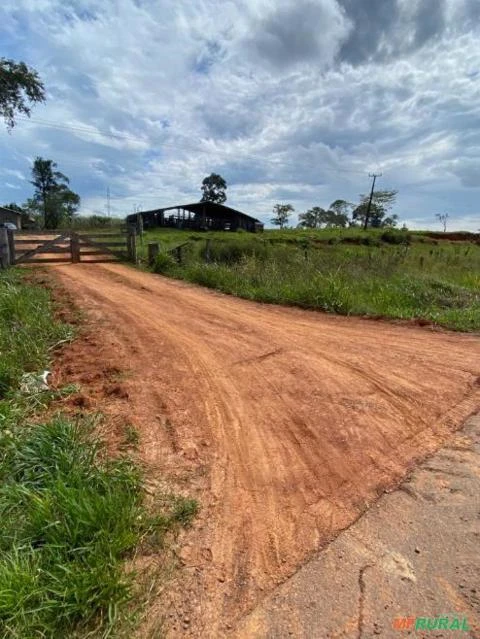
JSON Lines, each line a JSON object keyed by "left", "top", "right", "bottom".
{"left": 50, "top": 263, "right": 480, "bottom": 637}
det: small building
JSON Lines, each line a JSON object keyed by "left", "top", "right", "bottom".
{"left": 126, "top": 201, "right": 264, "bottom": 233}
{"left": 0, "top": 206, "right": 22, "bottom": 229}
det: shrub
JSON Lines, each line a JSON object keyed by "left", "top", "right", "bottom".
{"left": 153, "top": 252, "right": 177, "bottom": 274}
{"left": 201, "top": 239, "right": 267, "bottom": 264}
{"left": 381, "top": 229, "right": 411, "bottom": 245}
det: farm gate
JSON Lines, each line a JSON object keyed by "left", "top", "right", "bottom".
{"left": 1, "top": 228, "right": 137, "bottom": 267}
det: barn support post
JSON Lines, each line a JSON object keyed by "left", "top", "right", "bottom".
{"left": 0, "top": 228, "right": 10, "bottom": 268}
{"left": 7, "top": 230, "right": 15, "bottom": 265}
{"left": 70, "top": 233, "right": 80, "bottom": 263}
{"left": 148, "top": 242, "right": 159, "bottom": 266}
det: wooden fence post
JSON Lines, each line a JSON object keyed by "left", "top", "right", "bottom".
{"left": 7, "top": 230, "right": 15, "bottom": 265}
{"left": 205, "top": 238, "right": 211, "bottom": 263}
{"left": 148, "top": 242, "right": 159, "bottom": 266}
{"left": 70, "top": 233, "right": 80, "bottom": 263}
{"left": 127, "top": 226, "right": 138, "bottom": 263}
{"left": 175, "top": 245, "right": 182, "bottom": 265}
{"left": 0, "top": 228, "right": 10, "bottom": 268}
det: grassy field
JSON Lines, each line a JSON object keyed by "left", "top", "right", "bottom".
{"left": 0, "top": 269, "right": 197, "bottom": 638}
{"left": 138, "top": 228, "right": 480, "bottom": 332}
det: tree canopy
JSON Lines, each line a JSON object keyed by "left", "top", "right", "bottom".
{"left": 271, "top": 203, "right": 294, "bottom": 229}
{"left": 298, "top": 201, "right": 351, "bottom": 229}
{"left": 30, "top": 157, "right": 80, "bottom": 229}
{"left": 201, "top": 173, "right": 227, "bottom": 204}
{"left": 0, "top": 58, "right": 45, "bottom": 130}
{"left": 352, "top": 190, "right": 399, "bottom": 228}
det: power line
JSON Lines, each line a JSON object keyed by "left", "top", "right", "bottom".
{"left": 12, "top": 115, "right": 368, "bottom": 177}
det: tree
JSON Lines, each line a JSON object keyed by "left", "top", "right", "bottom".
{"left": 298, "top": 207, "right": 326, "bottom": 229}
{"left": 30, "top": 157, "right": 80, "bottom": 229}
{"left": 0, "top": 58, "right": 45, "bottom": 130}
{"left": 271, "top": 203, "right": 294, "bottom": 229}
{"left": 329, "top": 199, "right": 353, "bottom": 226}
{"left": 436, "top": 213, "right": 449, "bottom": 232}
{"left": 200, "top": 173, "right": 227, "bottom": 203}
{"left": 298, "top": 201, "right": 351, "bottom": 229}
{"left": 352, "top": 190, "right": 399, "bottom": 228}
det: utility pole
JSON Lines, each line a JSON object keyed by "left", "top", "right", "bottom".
{"left": 364, "top": 172, "right": 382, "bottom": 230}
{"left": 106, "top": 187, "right": 111, "bottom": 217}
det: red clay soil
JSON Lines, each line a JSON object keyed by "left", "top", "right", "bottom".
{"left": 48, "top": 263, "right": 480, "bottom": 637}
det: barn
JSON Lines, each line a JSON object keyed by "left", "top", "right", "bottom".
{"left": 0, "top": 206, "right": 22, "bottom": 229}
{"left": 126, "top": 202, "right": 264, "bottom": 233}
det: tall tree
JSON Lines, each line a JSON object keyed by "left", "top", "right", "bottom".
{"left": 0, "top": 58, "right": 45, "bottom": 130}
{"left": 298, "top": 201, "right": 351, "bottom": 229}
{"left": 352, "top": 190, "right": 399, "bottom": 228}
{"left": 30, "top": 157, "right": 80, "bottom": 229}
{"left": 200, "top": 173, "right": 227, "bottom": 203}
{"left": 329, "top": 199, "right": 353, "bottom": 225}
{"left": 298, "top": 207, "right": 327, "bottom": 229}
{"left": 271, "top": 203, "right": 294, "bottom": 229}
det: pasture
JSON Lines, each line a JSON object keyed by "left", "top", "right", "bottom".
{"left": 139, "top": 228, "right": 480, "bottom": 332}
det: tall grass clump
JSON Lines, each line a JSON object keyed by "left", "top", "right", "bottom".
{"left": 0, "top": 269, "right": 71, "bottom": 397}
{"left": 0, "top": 417, "right": 197, "bottom": 639}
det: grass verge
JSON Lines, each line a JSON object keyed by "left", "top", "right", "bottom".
{"left": 146, "top": 230, "right": 480, "bottom": 332}
{"left": 0, "top": 268, "right": 197, "bottom": 638}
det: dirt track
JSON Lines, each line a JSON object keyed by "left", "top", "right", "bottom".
{"left": 50, "top": 263, "right": 480, "bottom": 636}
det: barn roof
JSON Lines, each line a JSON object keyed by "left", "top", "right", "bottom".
{"left": 127, "top": 201, "right": 262, "bottom": 225}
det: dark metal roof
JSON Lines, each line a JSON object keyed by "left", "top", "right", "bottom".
{"left": 127, "top": 201, "right": 262, "bottom": 224}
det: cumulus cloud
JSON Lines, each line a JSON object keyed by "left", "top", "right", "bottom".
{"left": 0, "top": 0, "right": 479, "bottom": 229}
{"left": 245, "top": 0, "right": 351, "bottom": 69}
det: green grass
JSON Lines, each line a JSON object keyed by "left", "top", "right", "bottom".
{"left": 0, "top": 418, "right": 196, "bottom": 639}
{"left": 143, "top": 229, "right": 480, "bottom": 332}
{"left": 0, "top": 268, "right": 198, "bottom": 638}
{"left": 0, "top": 269, "right": 72, "bottom": 397}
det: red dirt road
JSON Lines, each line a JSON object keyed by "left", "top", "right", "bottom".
{"left": 50, "top": 263, "right": 480, "bottom": 636}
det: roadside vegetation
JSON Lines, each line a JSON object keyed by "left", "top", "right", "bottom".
{"left": 140, "top": 228, "right": 480, "bottom": 332}
{"left": 0, "top": 269, "right": 197, "bottom": 638}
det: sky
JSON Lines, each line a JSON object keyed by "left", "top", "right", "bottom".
{"left": 1, "top": 0, "right": 479, "bottom": 230}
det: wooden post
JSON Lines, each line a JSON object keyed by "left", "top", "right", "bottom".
{"left": 70, "top": 233, "right": 80, "bottom": 263}
{"left": 7, "top": 229, "right": 15, "bottom": 265}
{"left": 127, "top": 226, "right": 138, "bottom": 263}
{"left": 205, "top": 238, "right": 211, "bottom": 263}
{"left": 176, "top": 245, "right": 182, "bottom": 265}
{"left": 136, "top": 213, "right": 143, "bottom": 236}
{"left": 0, "top": 228, "right": 10, "bottom": 268}
{"left": 148, "top": 242, "right": 159, "bottom": 266}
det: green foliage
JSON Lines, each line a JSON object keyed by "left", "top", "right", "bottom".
{"left": 0, "top": 268, "right": 198, "bottom": 638}
{"left": 153, "top": 252, "right": 177, "bottom": 274}
{"left": 200, "top": 173, "right": 227, "bottom": 204}
{"left": 0, "top": 58, "right": 45, "bottom": 130}
{"left": 65, "top": 215, "right": 122, "bottom": 230}
{"left": 30, "top": 157, "right": 80, "bottom": 229}
{"left": 298, "top": 203, "right": 350, "bottom": 229}
{"left": 0, "top": 270, "right": 72, "bottom": 397}
{"left": 201, "top": 238, "right": 267, "bottom": 264}
{"left": 271, "top": 203, "right": 294, "bottom": 229}
{"left": 0, "top": 417, "right": 194, "bottom": 638}
{"left": 352, "top": 190, "right": 399, "bottom": 228}
{"left": 381, "top": 229, "right": 411, "bottom": 245}
{"left": 144, "top": 229, "right": 480, "bottom": 331}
